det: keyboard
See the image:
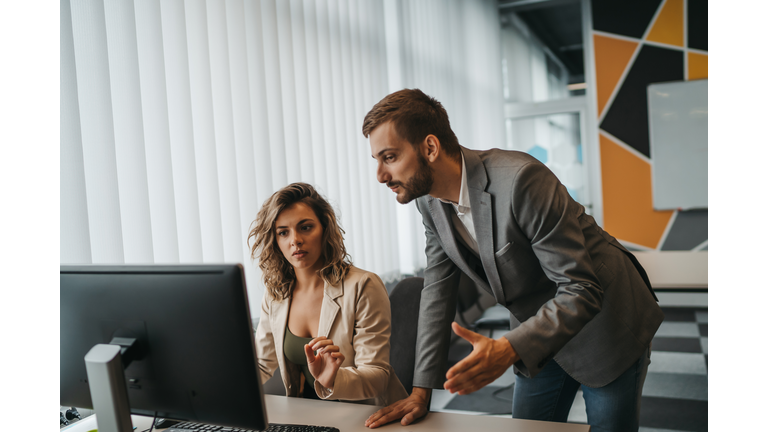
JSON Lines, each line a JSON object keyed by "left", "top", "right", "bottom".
{"left": 165, "top": 421, "right": 340, "bottom": 432}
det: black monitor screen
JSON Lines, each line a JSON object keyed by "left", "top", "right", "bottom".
{"left": 60, "top": 264, "right": 267, "bottom": 429}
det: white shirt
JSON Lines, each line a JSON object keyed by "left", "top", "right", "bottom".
{"left": 437, "top": 154, "right": 479, "bottom": 255}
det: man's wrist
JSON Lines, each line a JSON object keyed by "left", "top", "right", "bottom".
{"left": 412, "top": 386, "right": 432, "bottom": 404}
{"left": 497, "top": 336, "right": 520, "bottom": 366}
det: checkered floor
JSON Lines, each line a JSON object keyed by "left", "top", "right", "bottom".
{"left": 432, "top": 306, "right": 708, "bottom": 432}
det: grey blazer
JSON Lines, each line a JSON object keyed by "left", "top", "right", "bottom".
{"left": 412, "top": 147, "right": 664, "bottom": 388}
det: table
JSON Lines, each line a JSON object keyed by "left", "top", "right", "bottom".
{"left": 262, "top": 395, "right": 590, "bottom": 431}
{"left": 117, "top": 395, "right": 589, "bottom": 432}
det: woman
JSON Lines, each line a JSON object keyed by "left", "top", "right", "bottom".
{"left": 248, "top": 183, "right": 408, "bottom": 406}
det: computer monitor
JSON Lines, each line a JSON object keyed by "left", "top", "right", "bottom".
{"left": 60, "top": 264, "right": 267, "bottom": 430}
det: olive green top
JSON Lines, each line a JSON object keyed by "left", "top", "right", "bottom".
{"left": 283, "top": 326, "right": 316, "bottom": 393}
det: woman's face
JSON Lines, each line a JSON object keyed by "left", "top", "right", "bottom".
{"left": 275, "top": 201, "right": 325, "bottom": 273}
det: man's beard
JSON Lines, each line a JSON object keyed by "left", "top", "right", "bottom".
{"left": 389, "top": 153, "right": 434, "bottom": 204}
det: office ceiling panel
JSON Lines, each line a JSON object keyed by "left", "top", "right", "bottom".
{"left": 515, "top": 2, "right": 584, "bottom": 81}
{"left": 600, "top": 45, "right": 683, "bottom": 158}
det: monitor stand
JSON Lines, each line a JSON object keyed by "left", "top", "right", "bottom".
{"left": 84, "top": 343, "right": 134, "bottom": 432}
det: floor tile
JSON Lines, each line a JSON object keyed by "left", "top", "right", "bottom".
{"left": 647, "top": 352, "right": 708, "bottom": 375}
{"left": 654, "top": 322, "right": 701, "bottom": 338}
{"left": 436, "top": 302, "right": 708, "bottom": 428}
{"left": 695, "top": 310, "right": 707, "bottom": 323}
{"left": 651, "top": 337, "right": 702, "bottom": 353}
{"left": 640, "top": 396, "right": 708, "bottom": 431}
{"left": 642, "top": 372, "right": 708, "bottom": 401}
{"left": 658, "top": 307, "right": 697, "bottom": 322}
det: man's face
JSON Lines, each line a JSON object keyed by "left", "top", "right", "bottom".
{"left": 369, "top": 121, "right": 434, "bottom": 204}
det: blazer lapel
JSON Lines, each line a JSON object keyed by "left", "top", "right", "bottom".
{"left": 428, "top": 185, "right": 492, "bottom": 295}
{"left": 318, "top": 279, "right": 342, "bottom": 338}
{"left": 269, "top": 295, "right": 291, "bottom": 391}
{"left": 271, "top": 296, "right": 290, "bottom": 350}
{"left": 464, "top": 148, "right": 506, "bottom": 303}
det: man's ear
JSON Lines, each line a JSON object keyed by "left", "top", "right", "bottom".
{"left": 424, "top": 134, "right": 441, "bottom": 162}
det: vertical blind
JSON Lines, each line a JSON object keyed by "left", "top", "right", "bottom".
{"left": 385, "top": 0, "right": 506, "bottom": 274}
{"left": 61, "top": 0, "right": 505, "bottom": 317}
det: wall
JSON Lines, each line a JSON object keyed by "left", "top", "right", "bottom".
{"left": 60, "top": 0, "right": 507, "bottom": 315}
{"left": 589, "top": 0, "right": 707, "bottom": 251}
{"left": 385, "top": 0, "right": 506, "bottom": 275}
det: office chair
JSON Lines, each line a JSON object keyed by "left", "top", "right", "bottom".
{"left": 388, "top": 277, "right": 426, "bottom": 396}
{"left": 456, "top": 276, "right": 511, "bottom": 339}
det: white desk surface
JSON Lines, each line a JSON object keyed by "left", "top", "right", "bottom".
{"left": 116, "top": 394, "right": 590, "bottom": 432}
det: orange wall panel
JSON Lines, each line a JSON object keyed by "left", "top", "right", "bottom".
{"left": 688, "top": 52, "right": 708, "bottom": 80}
{"left": 600, "top": 134, "right": 673, "bottom": 249}
{"left": 594, "top": 34, "right": 638, "bottom": 117}
{"left": 646, "top": 0, "right": 684, "bottom": 47}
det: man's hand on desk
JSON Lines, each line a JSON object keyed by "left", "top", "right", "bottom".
{"left": 443, "top": 322, "right": 519, "bottom": 395}
{"left": 365, "top": 387, "right": 431, "bottom": 428}
{"left": 305, "top": 336, "right": 345, "bottom": 390}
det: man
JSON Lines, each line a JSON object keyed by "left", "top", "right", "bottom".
{"left": 362, "top": 89, "right": 663, "bottom": 431}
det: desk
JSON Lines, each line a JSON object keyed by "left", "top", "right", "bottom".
{"left": 633, "top": 251, "right": 708, "bottom": 289}
{"left": 124, "top": 395, "right": 590, "bottom": 432}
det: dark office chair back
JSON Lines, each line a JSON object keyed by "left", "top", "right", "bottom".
{"left": 388, "top": 277, "right": 425, "bottom": 395}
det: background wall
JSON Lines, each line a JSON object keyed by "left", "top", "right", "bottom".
{"left": 60, "top": 0, "right": 505, "bottom": 316}
{"left": 590, "top": 0, "right": 708, "bottom": 251}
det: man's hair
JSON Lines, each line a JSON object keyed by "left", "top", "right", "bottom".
{"left": 362, "top": 88, "right": 461, "bottom": 160}
{"left": 247, "top": 183, "right": 351, "bottom": 300}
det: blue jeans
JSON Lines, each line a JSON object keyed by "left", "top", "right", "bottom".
{"left": 512, "top": 349, "right": 651, "bottom": 432}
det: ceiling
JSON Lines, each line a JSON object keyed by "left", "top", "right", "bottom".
{"left": 499, "top": 0, "right": 585, "bottom": 84}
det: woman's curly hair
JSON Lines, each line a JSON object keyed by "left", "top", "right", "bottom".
{"left": 247, "top": 183, "right": 351, "bottom": 300}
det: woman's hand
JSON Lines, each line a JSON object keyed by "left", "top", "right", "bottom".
{"left": 304, "top": 336, "right": 345, "bottom": 390}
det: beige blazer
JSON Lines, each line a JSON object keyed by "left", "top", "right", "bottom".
{"left": 254, "top": 266, "right": 408, "bottom": 406}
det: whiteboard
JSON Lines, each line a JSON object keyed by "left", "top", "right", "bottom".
{"left": 647, "top": 80, "right": 708, "bottom": 210}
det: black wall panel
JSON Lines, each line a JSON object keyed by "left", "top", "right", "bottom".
{"left": 591, "top": 0, "right": 662, "bottom": 38}
{"left": 687, "top": 0, "right": 708, "bottom": 51}
{"left": 661, "top": 210, "right": 708, "bottom": 251}
{"left": 600, "top": 45, "right": 683, "bottom": 157}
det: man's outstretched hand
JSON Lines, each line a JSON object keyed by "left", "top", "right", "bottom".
{"left": 443, "top": 322, "right": 519, "bottom": 395}
{"left": 365, "top": 387, "right": 431, "bottom": 428}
